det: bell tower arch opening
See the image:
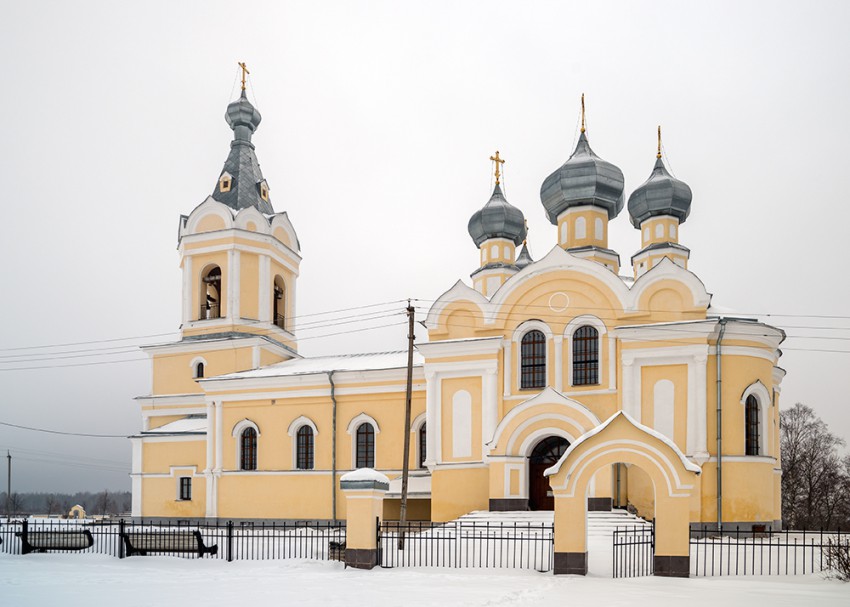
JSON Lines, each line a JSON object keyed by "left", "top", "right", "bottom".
{"left": 200, "top": 264, "right": 222, "bottom": 320}
{"left": 528, "top": 435, "right": 569, "bottom": 511}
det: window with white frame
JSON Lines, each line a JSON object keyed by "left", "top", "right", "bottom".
{"left": 572, "top": 325, "right": 599, "bottom": 385}
{"left": 296, "top": 425, "right": 314, "bottom": 470}
{"left": 745, "top": 394, "right": 760, "bottom": 456}
{"left": 178, "top": 477, "right": 192, "bottom": 501}
{"left": 356, "top": 423, "right": 375, "bottom": 468}
{"left": 240, "top": 427, "right": 258, "bottom": 470}
{"left": 520, "top": 330, "right": 546, "bottom": 389}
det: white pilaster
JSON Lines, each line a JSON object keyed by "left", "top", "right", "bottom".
{"left": 227, "top": 249, "right": 241, "bottom": 320}
{"left": 131, "top": 438, "right": 142, "bottom": 517}
{"left": 425, "top": 371, "right": 438, "bottom": 466}
{"left": 258, "top": 255, "right": 271, "bottom": 322}
{"left": 182, "top": 256, "right": 193, "bottom": 324}
{"left": 503, "top": 340, "right": 512, "bottom": 397}
{"left": 622, "top": 357, "right": 638, "bottom": 419}
{"left": 608, "top": 336, "right": 617, "bottom": 390}
{"left": 554, "top": 336, "right": 563, "bottom": 392}
{"left": 693, "top": 353, "right": 709, "bottom": 461}
{"left": 482, "top": 368, "right": 498, "bottom": 453}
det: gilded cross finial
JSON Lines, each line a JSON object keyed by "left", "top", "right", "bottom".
{"left": 657, "top": 125, "right": 662, "bottom": 159}
{"left": 580, "top": 93, "right": 586, "bottom": 134}
{"left": 490, "top": 150, "right": 505, "bottom": 186}
{"left": 238, "top": 62, "right": 250, "bottom": 92}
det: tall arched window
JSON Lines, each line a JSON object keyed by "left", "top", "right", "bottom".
{"left": 296, "top": 425, "right": 314, "bottom": 470}
{"left": 745, "top": 395, "right": 760, "bottom": 456}
{"left": 201, "top": 265, "right": 222, "bottom": 320}
{"left": 356, "top": 423, "right": 375, "bottom": 468}
{"left": 195, "top": 362, "right": 205, "bottom": 378}
{"left": 240, "top": 427, "right": 257, "bottom": 471}
{"left": 520, "top": 330, "right": 546, "bottom": 389}
{"left": 418, "top": 422, "right": 427, "bottom": 468}
{"left": 572, "top": 325, "right": 599, "bottom": 386}
{"left": 273, "top": 275, "right": 286, "bottom": 330}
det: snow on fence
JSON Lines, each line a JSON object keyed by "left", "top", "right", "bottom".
{"left": 690, "top": 527, "right": 847, "bottom": 576}
{"left": 379, "top": 520, "right": 554, "bottom": 572}
{"left": 0, "top": 518, "right": 346, "bottom": 562}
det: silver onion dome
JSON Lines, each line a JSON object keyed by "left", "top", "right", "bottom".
{"left": 540, "top": 131, "right": 625, "bottom": 224}
{"left": 468, "top": 184, "right": 527, "bottom": 247}
{"left": 627, "top": 156, "right": 692, "bottom": 228}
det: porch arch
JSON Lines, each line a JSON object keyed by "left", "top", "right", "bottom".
{"left": 546, "top": 412, "right": 700, "bottom": 577}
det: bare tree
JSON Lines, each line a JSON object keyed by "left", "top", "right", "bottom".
{"left": 781, "top": 403, "right": 847, "bottom": 529}
{"left": 45, "top": 494, "right": 59, "bottom": 516}
{"left": 93, "top": 490, "right": 113, "bottom": 516}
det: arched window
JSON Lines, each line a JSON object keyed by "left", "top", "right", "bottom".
{"left": 201, "top": 265, "right": 222, "bottom": 320}
{"left": 594, "top": 217, "right": 603, "bottom": 240}
{"left": 572, "top": 325, "right": 599, "bottom": 386}
{"left": 575, "top": 217, "right": 587, "bottom": 239}
{"left": 273, "top": 276, "right": 286, "bottom": 330}
{"left": 418, "top": 422, "right": 427, "bottom": 468}
{"left": 355, "top": 423, "right": 375, "bottom": 468}
{"left": 195, "top": 362, "right": 205, "bottom": 378}
{"left": 520, "top": 330, "right": 546, "bottom": 389}
{"left": 296, "top": 425, "right": 314, "bottom": 470}
{"left": 745, "top": 395, "right": 760, "bottom": 456}
{"left": 240, "top": 427, "right": 257, "bottom": 471}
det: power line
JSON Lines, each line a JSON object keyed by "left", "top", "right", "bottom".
{"left": 0, "top": 421, "right": 127, "bottom": 438}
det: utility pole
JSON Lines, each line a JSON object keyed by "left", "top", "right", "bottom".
{"left": 6, "top": 450, "right": 10, "bottom": 517}
{"left": 398, "top": 301, "right": 415, "bottom": 549}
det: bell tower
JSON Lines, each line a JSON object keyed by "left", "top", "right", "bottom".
{"left": 145, "top": 67, "right": 301, "bottom": 398}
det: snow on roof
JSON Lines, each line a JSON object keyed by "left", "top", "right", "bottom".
{"left": 386, "top": 472, "right": 431, "bottom": 498}
{"left": 544, "top": 411, "right": 701, "bottom": 477}
{"left": 213, "top": 350, "right": 423, "bottom": 380}
{"left": 340, "top": 468, "right": 390, "bottom": 484}
{"left": 144, "top": 417, "right": 207, "bottom": 434}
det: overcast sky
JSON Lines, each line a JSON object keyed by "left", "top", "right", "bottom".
{"left": 1, "top": 1, "right": 848, "bottom": 494}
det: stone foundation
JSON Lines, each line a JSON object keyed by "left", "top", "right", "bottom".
{"left": 345, "top": 547, "right": 380, "bottom": 570}
{"left": 587, "top": 497, "right": 612, "bottom": 512}
{"left": 489, "top": 498, "right": 529, "bottom": 511}
{"left": 553, "top": 551, "right": 588, "bottom": 575}
{"left": 653, "top": 555, "right": 689, "bottom": 578}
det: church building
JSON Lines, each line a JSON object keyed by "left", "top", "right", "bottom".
{"left": 131, "top": 81, "right": 785, "bottom": 531}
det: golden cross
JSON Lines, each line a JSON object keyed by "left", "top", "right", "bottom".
{"left": 238, "top": 62, "right": 250, "bottom": 91}
{"left": 490, "top": 150, "right": 505, "bottom": 185}
{"left": 657, "top": 125, "right": 662, "bottom": 159}
{"left": 581, "top": 93, "right": 586, "bottom": 133}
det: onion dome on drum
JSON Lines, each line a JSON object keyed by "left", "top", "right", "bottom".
{"left": 627, "top": 151, "right": 692, "bottom": 228}
{"left": 467, "top": 183, "right": 528, "bottom": 247}
{"left": 540, "top": 130, "right": 625, "bottom": 223}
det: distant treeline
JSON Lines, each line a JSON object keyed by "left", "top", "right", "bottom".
{"left": 0, "top": 490, "right": 131, "bottom": 516}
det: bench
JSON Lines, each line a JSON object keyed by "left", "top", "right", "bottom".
{"left": 16, "top": 529, "right": 94, "bottom": 554}
{"left": 120, "top": 530, "right": 218, "bottom": 558}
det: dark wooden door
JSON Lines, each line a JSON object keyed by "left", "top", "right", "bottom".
{"left": 528, "top": 436, "right": 570, "bottom": 511}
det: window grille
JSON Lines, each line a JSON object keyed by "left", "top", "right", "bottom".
{"left": 745, "top": 395, "right": 760, "bottom": 456}
{"left": 240, "top": 427, "right": 257, "bottom": 471}
{"left": 572, "top": 325, "right": 599, "bottom": 386}
{"left": 520, "top": 330, "right": 546, "bottom": 389}
{"left": 296, "top": 426, "right": 314, "bottom": 470}
{"left": 356, "top": 423, "right": 375, "bottom": 468}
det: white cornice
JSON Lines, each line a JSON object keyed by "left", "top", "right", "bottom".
{"left": 416, "top": 336, "right": 503, "bottom": 358}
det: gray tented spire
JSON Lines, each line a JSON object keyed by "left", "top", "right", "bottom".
{"left": 211, "top": 89, "right": 274, "bottom": 214}
{"left": 515, "top": 241, "right": 533, "bottom": 269}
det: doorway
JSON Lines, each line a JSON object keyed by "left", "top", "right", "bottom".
{"left": 528, "top": 436, "right": 570, "bottom": 511}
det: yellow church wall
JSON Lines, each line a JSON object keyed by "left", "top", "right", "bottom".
{"left": 626, "top": 465, "right": 655, "bottom": 520}
{"left": 639, "top": 364, "right": 688, "bottom": 450}
{"left": 697, "top": 460, "right": 776, "bottom": 525}
{"left": 217, "top": 474, "right": 336, "bottom": 520}
{"left": 440, "top": 376, "right": 482, "bottom": 462}
{"left": 141, "top": 476, "right": 206, "bottom": 518}
{"left": 195, "top": 214, "right": 226, "bottom": 233}
{"left": 704, "top": 353, "right": 776, "bottom": 457}
{"left": 272, "top": 227, "right": 292, "bottom": 248}
{"left": 640, "top": 216, "right": 679, "bottom": 247}
{"left": 239, "top": 252, "right": 260, "bottom": 320}
{"left": 383, "top": 499, "right": 431, "bottom": 521}
{"left": 152, "top": 347, "right": 255, "bottom": 396}
{"left": 142, "top": 440, "right": 205, "bottom": 474}
{"left": 557, "top": 207, "right": 608, "bottom": 249}
{"left": 431, "top": 466, "right": 489, "bottom": 522}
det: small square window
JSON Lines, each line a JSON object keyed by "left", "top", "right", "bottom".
{"left": 178, "top": 477, "right": 192, "bottom": 501}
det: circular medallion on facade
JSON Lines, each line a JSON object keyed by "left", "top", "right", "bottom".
{"left": 548, "top": 292, "right": 570, "bottom": 313}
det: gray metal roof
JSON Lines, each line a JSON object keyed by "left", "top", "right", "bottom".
{"left": 515, "top": 242, "right": 533, "bottom": 269}
{"left": 627, "top": 157, "right": 692, "bottom": 227}
{"left": 540, "top": 131, "right": 625, "bottom": 224}
{"left": 467, "top": 184, "right": 527, "bottom": 247}
{"left": 211, "top": 91, "right": 275, "bottom": 215}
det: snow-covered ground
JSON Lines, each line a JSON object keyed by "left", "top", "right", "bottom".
{"left": 0, "top": 552, "right": 846, "bottom": 607}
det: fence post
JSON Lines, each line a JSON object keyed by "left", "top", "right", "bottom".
{"left": 118, "top": 519, "right": 125, "bottom": 559}
{"left": 227, "top": 520, "right": 234, "bottom": 562}
{"left": 340, "top": 469, "right": 389, "bottom": 570}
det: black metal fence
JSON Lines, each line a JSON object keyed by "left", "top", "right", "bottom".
{"left": 379, "top": 520, "right": 554, "bottom": 572}
{"left": 612, "top": 525, "right": 654, "bottom": 578}
{"left": 0, "top": 518, "right": 345, "bottom": 562}
{"left": 690, "top": 526, "right": 847, "bottom": 576}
